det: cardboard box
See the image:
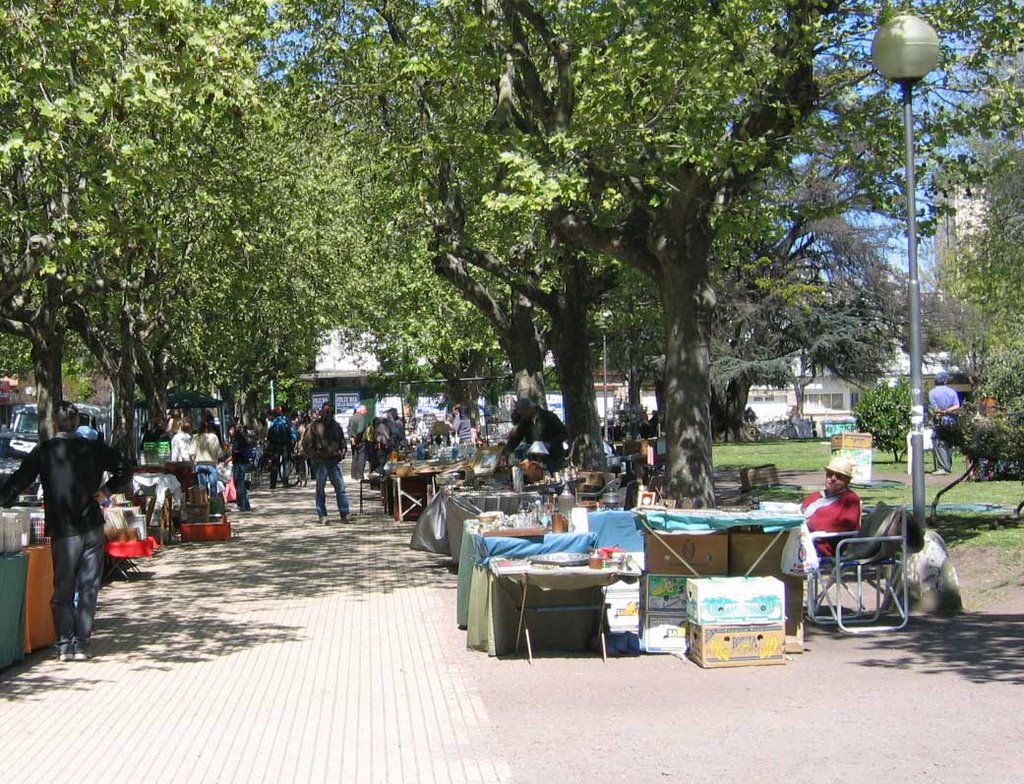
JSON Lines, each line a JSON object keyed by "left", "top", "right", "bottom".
{"left": 605, "top": 591, "right": 640, "bottom": 634}
{"left": 643, "top": 532, "right": 729, "bottom": 576}
{"left": 644, "top": 574, "right": 690, "bottom": 612}
{"left": 740, "top": 464, "right": 778, "bottom": 491}
{"left": 728, "top": 532, "right": 805, "bottom": 652}
{"left": 686, "top": 576, "right": 785, "bottom": 625}
{"left": 642, "top": 611, "right": 688, "bottom": 654}
{"left": 688, "top": 622, "right": 786, "bottom": 668}
{"left": 180, "top": 520, "right": 231, "bottom": 542}
{"left": 829, "top": 432, "right": 873, "bottom": 450}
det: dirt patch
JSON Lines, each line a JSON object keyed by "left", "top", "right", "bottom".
{"left": 950, "top": 544, "right": 1024, "bottom": 610}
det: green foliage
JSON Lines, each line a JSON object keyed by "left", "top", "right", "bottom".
{"left": 854, "top": 380, "right": 911, "bottom": 461}
{"left": 977, "top": 340, "right": 1024, "bottom": 414}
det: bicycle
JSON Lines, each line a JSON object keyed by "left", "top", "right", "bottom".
{"left": 269, "top": 448, "right": 302, "bottom": 488}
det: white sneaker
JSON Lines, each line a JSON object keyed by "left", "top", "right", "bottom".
{"left": 319, "top": 516, "right": 330, "bottom": 525}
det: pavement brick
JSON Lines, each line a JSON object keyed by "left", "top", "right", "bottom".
{"left": 0, "top": 475, "right": 510, "bottom": 784}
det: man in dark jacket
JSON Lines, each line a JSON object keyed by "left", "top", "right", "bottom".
{"left": 300, "top": 401, "right": 350, "bottom": 524}
{"left": 505, "top": 396, "right": 569, "bottom": 473}
{"left": 0, "top": 401, "right": 134, "bottom": 661}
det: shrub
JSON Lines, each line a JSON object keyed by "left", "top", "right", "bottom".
{"left": 854, "top": 380, "right": 911, "bottom": 461}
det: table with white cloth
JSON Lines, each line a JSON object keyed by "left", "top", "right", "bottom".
{"left": 131, "top": 472, "right": 184, "bottom": 513}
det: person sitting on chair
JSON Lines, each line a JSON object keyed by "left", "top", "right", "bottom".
{"left": 801, "top": 456, "right": 861, "bottom": 557}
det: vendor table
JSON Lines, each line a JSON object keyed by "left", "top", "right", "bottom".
{"left": 410, "top": 488, "right": 542, "bottom": 561}
{"left": 22, "top": 545, "right": 55, "bottom": 653}
{"left": 636, "top": 506, "right": 808, "bottom": 652}
{"left": 132, "top": 471, "right": 182, "bottom": 543}
{"left": 132, "top": 471, "right": 183, "bottom": 512}
{"left": 0, "top": 553, "right": 28, "bottom": 669}
{"left": 104, "top": 537, "right": 158, "bottom": 581}
{"left": 467, "top": 557, "right": 639, "bottom": 659}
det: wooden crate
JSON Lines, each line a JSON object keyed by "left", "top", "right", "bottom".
{"left": 739, "top": 464, "right": 778, "bottom": 491}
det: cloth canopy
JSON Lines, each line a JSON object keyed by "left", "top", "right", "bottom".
{"left": 166, "top": 391, "right": 222, "bottom": 409}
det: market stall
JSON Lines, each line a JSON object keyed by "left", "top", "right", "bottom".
{"left": 22, "top": 544, "right": 55, "bottom": 653}
{"left": 0, "top": 553, "right": 28, "bottom": 668}
{"left": 635, "top": 506, "right": 807, "bottom": 653}
{"left": 411, "top": 487, "right": 543, "bottom": 562}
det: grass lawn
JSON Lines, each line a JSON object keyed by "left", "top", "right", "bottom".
{"left": 712, "top": 439, "right": 1024, "bottom": 555}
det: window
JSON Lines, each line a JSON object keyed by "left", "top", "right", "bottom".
{"left": 805, "top": 393, "right": 845, "bottom": 410}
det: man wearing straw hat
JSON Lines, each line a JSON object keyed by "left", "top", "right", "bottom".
{"left": 800, "top": 456, "right": 862, "bottom": 557}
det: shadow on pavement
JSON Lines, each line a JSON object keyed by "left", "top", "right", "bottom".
{"left": 827, "top": 611, "right": 1024, "bottom": 685}
{"left": 1, "top": 482, "right": 454, "bottom": 696}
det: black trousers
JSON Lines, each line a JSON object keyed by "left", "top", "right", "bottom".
{"left": 51, "top": 525, "right": 106, "bottom": 654}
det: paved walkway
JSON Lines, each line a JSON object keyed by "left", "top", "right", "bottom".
{"left": 0, "top": 478, "right": 508, "bottom": 784}
{"left": 1, "top": 472, "right": 1021, "bottom": 783}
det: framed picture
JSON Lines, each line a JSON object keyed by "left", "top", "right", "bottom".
{"left": 639, "top": 491, "right": 658, "bottom": 507}
{"left": 471, "top": 445, "right": 503, "bottom": 477}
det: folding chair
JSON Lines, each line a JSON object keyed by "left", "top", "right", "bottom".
{"left": 807, "top": 502, "right": 910, "bottom": 633}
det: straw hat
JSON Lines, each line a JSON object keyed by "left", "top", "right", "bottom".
{"left": 824, "top": 456, "right": 855, "bottom": 479}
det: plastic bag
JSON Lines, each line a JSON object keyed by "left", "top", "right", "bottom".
{"left": 224, "top": 477, "right": 237, "bottom": 504}
{"left": 781, "top": 523, "right": 820, "bottom": 575}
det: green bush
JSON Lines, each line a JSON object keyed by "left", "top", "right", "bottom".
{"left": 854, "top": 380, "right": 911, "bottom": 461}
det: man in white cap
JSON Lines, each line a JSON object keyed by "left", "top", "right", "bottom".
{"left": 800, "top": 456, "right": 861, "bottom": 557}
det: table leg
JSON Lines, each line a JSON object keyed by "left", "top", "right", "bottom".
{"left": 514, "top": 581, "right": 530, "bottom": 662}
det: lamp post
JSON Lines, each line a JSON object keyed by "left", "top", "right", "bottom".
{"left": 602, "top": 331, "right": 610, "bottom": 444}
{"left": 871, "top": 14, "right": 940, "bottom": 532}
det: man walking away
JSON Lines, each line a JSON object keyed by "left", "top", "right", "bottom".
{"left": 928, "top": 371, "right": 961, "bottom": 475}
{"left": 301, "top": 401, "right": 350, "bottom": 524}
{"left": 347, "top": 404, "right": 369, "bottom": 480}
{"left": 0, "top": 401, "right": 134, "bottom": 662}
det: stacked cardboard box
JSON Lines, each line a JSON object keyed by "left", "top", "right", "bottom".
{"left": 685, "top": 576, "right": 787, "bottom": 668}
{"left": 728, "top": 532, "right": 805, "bottom": 653}
{"left": 640, "top": 531, "right": 728, "bottom": 654}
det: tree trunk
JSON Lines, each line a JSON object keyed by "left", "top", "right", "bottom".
{"left": 661, "top": 261, "right": 716, "bottom": 506}
{"left": 30, "top": 324, "right": 64, "bottom": 441}
{"left": 505, "top": 295, "right": 547, "bottom": 404}
{"left": 549, "top": 314, "right": 603, "bottom": 471}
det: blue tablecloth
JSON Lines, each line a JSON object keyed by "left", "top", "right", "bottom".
{"left": 587, "top": 510, "right": 645, "bottom": 551}
{"left": 637, "top": 508, "right": 804, "bottom": 533}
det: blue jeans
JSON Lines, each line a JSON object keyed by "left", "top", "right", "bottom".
{"left": 233, "top": 460, "right": 251, "bottom": 510}
{"left": 196, "top": 463, "right": 219, "bottom": 499}
{"left": 314, "top": 458, "right": 349, "bottom": 518}
{"left": 51, "top": 526, "right": 106, "bottom": 655}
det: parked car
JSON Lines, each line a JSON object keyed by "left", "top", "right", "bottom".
{"left": 6, "top": 402, "right": 110, "bottom": 457}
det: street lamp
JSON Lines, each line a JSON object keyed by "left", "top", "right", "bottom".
{"left": 599, "top": 310, "right": 612, "bottom": 445}
{"left": 871, "top": 14, "right": 940, "bottom": 532}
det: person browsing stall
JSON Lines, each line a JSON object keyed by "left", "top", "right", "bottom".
{"left": 800, "top": 456, "right": 861, "bottom": 557}
{"left": 504, "top": 396, "right": 569, "bottom": 473}
{"left": 0, "top": 401, "right": 134, "bottom": 662}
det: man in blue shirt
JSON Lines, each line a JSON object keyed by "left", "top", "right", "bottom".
{"left": 928, "top": 371, "right": 961, "bottom": 474}
{"left": 0, "top": 401, "right": 133, "bottom": 661}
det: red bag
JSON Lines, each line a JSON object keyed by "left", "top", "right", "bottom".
{"left": 224, "top": 477, "right": 237, "bottom": 503}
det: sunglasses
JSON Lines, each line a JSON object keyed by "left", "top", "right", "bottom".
{"left": 825, "top": 470, "right": 849, "bottom": 480}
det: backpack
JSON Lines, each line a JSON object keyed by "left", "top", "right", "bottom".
{"left": 269, "top": 421, "right": 291, "bottom": 447}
